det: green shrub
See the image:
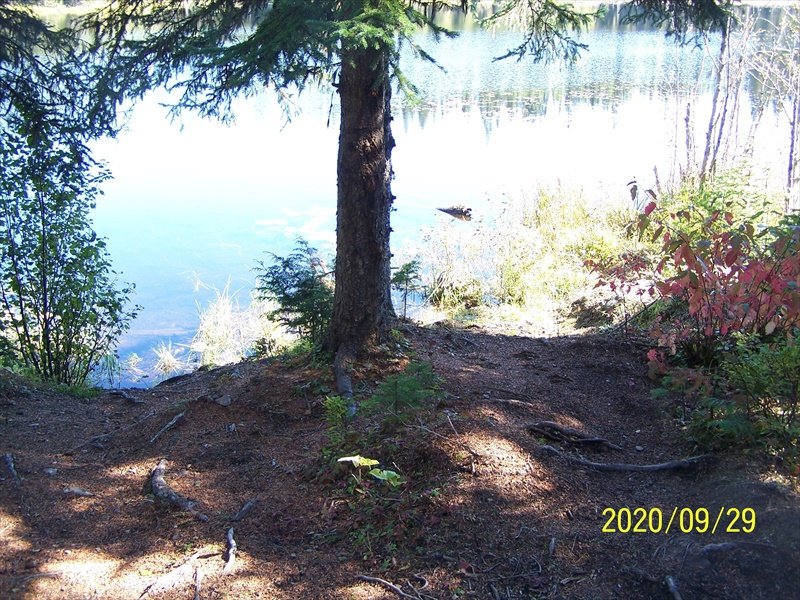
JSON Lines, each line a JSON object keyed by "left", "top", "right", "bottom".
{"left": 719, "top": 335, "right": 800, "bottom": 459}
{"left": 254, "top": 239, "right": 333, "bottom": 346}
{"left": 0, "top": 130, "right": 137, "bottom": 386}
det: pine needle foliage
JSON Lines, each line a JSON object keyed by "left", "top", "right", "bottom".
{"left": 362, "top": 361, "right": 440, "bottom": 428}
{"left": 391, "top": 258, "right": 422, "bottom": 320}
{"left": 254, "top": 240, "right": 333, "bottom": 346}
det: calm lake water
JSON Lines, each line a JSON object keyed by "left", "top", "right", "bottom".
{"left": 89, "top": 4, "right": 792, "bottom": 383}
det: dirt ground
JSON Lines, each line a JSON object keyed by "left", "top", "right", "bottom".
{"left": 1, "top": 322, "right": 799, "bottom": 599}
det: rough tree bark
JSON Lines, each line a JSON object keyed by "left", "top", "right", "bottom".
{"left": 325, "top": 46, "right": 396, "bottom": 378}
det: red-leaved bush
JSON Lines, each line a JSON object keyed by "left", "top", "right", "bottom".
{"left": 588, "top": 200, "right": 800, "bottom": 361}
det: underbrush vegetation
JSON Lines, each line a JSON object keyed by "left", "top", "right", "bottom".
{"left": 319, "top": 358, "right": 443, "bottom": 563}
{"left": 416, "top": 187, "right": 634, "bottom": 323}
{"left": 254, "top": 240, "right": 334, "bottom": 347}
{"left": 591, "top": 173, "right": 800, "bottom": 469}
{"left": 0, "top": 129, "right": 137, "bottom": 387}
{"left": 190, "top": 283, "right": 292, "bottom": 367}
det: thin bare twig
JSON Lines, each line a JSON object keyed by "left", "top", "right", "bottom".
{"left": 64, "top": 409, "right": 156, "bottom": 454}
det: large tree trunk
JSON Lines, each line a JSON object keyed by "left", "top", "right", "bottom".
{"left": 325, "top": 46, "right": 396, "bottom": 369}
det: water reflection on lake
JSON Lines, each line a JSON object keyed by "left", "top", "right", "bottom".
{"left": 89, "top": 4, "right": 792, "bottom": 383}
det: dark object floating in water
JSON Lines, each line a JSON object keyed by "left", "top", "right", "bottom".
{"left": 437, "top": 205, "right": 472, "bottom": 221}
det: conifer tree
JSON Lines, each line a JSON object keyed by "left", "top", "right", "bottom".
{"left": 81, "top": 0, "right": 733, "bottom": 379}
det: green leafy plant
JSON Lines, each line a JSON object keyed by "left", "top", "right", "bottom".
{"left": 593, "top": 178, "right": 800, "bottom": 467}
{"left": 0, "top": 129, "right": 137, "bottom": 386}
{"left": 254, "top": 239, "right": 333, "bottom": 346}
{"left": 337, "top": 455, "right": 406, "bottom": 490}
{"left": 716, "top": 335, "right": 800, "bottom": 462}
{"left": 391, "top": 259, "right": 422, "bottom": 320}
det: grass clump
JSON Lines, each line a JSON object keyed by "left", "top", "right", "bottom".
{"left": 416, "top": 187, "right": 633, "bottom": 322}
{"left": 191, "top": 283, "right": 291, "bottom": 367}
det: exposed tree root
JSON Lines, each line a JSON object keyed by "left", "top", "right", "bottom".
{"left": 230, "top": 496, "right": 258, "bottom": 522}
{"left": 63, "top": 409, "right": 156, "bottom": 454}
{"left": 149, "top": 411, "right": 186, "bottom": 444}
{"left": 525, "top": 421, "right": 623, "bottom": 452}
{"left": 223, "top": 527, "right": 237, "bottom": 574}
{"left": 356, "top": 574, "right": 418, "bottom": 599}
{"left": 665, "top": 575, "right": 683, "bottom": 600}
{"left": 149, "top": 459, "right": 208, "bottom": 521}
{"left": 538, "top": 445, "right": 713, "bottom": 472}
{"left": 4, "top": 453, "right": 21, "bottom": 486}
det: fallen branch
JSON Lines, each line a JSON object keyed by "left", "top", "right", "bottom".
{"left": 538, "top": 445, "right": 713, "bottom": 472}
{"left": 149, "top": 459, "right": 208, "bottom": 521}
{"left": 621, "top": 566, "right": 658, "bottom": 583}
{"left": 356, "top": 574, "right": 417, "bottom": 599}
{"left": 665, "top": 575, "right": 683, "bottom": 600}
{"left": 410, "top": 423, "right": 480, "bottom": 458}
{"left": 64, "top": 409, "right": 156, "bottom": 454}
{"left": 223, "top": 527, "right": 237, "bottom": 575}
{"left": 526, "top": 421, "right": 622, "bottom": 452}
{"left": 150, "top": 411, "right": 186, "bottom": 444}
{"left": 231, "top": 497, "right": 258, "bottom": 522}
{"left": 4, "top": 453, "right": 21, "bottom": 486}
{"left": 489, "top": 388, "right": 534, "bottom": 402}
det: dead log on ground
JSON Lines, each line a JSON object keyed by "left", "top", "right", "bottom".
{"left": 525, "top": 421, "right": 623, "bottom": 452}
{"left": 149, "top": 459, "right": 208, "bottom": 521}
{"left": 539, "top": 445, "right": 713, "bottom": 472}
